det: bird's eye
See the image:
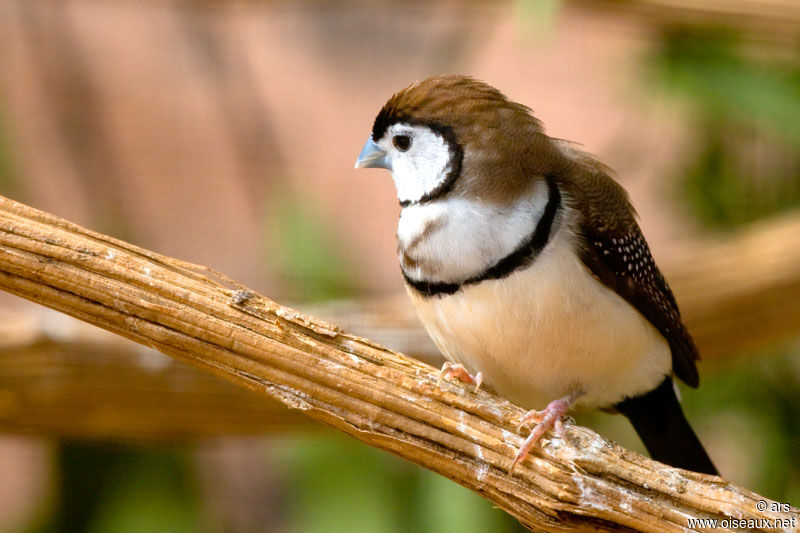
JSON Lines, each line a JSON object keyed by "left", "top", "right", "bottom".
{"left": 393, "top": 134, "right": 412, "bottom": 152}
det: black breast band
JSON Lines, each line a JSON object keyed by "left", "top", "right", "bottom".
{"left": 403, "top": 177, "right": 561, "bottom": 297}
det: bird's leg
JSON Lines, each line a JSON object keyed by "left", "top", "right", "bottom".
{"left": 509, "top": 391, "right": 582, "bottom": 474}
{"left": 438, "top": 362, "right": 483, "bottom": 393}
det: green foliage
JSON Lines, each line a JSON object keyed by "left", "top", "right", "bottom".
{"left": 655, "top": 29, "right": 800, "bottom": 143}
{"left": 27, "top": 443, "right": 204, "bottom": 533}
{"left": 684, "top": 351, "right": 800, "bottom": 503}
{"left": 0, "top": 103, "right": 18, "bottom": 197}
{"left": 87, "top": 450, "right": 205, "bottom": 533}
{"left": 263, "top": 186, "right": 357, "bottom": 302}
{"left": 514, "top": 0, "right": 562, "bottom": 34}
{"left": 648, "top": 27, "right": 800, "bottom": 229}
{"left": 642, "top": 24, "right": 800, "bottom": 506}
{"left": 275, "top": 432, "right": 524, "bottom": 533}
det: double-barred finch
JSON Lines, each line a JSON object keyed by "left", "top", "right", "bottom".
{"left": 355, "top": 75, "right": 717, "bottom": 476}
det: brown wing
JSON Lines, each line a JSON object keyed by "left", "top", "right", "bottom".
{"left": 563, "top": 168, "right": 700, "bottom": 388}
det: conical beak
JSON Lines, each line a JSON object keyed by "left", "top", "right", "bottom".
{"left": 354, "top": 137, "right": 391, "bottom": 170}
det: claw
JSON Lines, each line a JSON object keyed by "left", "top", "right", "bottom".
{"left": 516, "top": 409, "right": 544, "bottom": 431}
{"left": 439, "top": 362, "right": 483, "bottom": 393}
{"left": 509, "top": 395, "right": 577, "bottom": 475}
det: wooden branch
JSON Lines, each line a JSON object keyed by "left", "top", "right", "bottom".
{"left": 3, "top": 209, "right": 800, "bottom": 440}
{"left": 0, "top": 195, "right": 796, "bottom": 532}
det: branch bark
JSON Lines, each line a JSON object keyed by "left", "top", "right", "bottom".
{"left": 0, "top": 195, "right": 795, "bottom": 532}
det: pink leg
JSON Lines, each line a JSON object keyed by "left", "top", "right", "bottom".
{"left": 438, "top": 362, "right": 483, "bottom": 393}
{"left": 509, "top": 393, "right": 579, "bottom": 474}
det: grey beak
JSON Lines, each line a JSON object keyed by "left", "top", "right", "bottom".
{"left": 355, "top": 137, "right": 391, "bottom": 170}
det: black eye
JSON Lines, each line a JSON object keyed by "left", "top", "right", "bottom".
{"left": 393, "top": 134, "right": 412, "bottom": 152}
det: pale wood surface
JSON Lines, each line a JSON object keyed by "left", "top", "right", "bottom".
{"left": 0, "top": 195, "right": 796, "bottom": 531}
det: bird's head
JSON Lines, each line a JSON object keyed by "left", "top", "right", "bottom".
{"left": 355, "top": 75, "right": 552, "bottom": 207}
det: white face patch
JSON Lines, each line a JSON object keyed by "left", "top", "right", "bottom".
{"left": 375, "top": 123, "right": 454, "bottom": 204}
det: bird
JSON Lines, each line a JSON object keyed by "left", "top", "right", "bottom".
{"left": 354, "top": 75, "right": 717, "bottom": 476}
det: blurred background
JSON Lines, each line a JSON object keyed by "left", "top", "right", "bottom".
{"left": 0, "top": 0, "right": 799, "bottom": 531}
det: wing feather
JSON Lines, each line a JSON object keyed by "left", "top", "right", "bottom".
{"left": 556, "top": 165, "right": 700, "bottom": 387}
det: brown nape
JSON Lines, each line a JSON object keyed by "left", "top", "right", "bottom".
{"left": 457, "top": 127, "right": 562, "bottom": 206}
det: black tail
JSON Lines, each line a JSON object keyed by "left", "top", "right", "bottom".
{"left": 615, "top": 378, "right": 718, "bottom": 475}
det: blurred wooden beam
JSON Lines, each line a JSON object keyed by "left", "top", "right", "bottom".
{"left": 0, "top": 310, "right": 297, "bottom": 440}
{"left": 590, "top": 0, "right": 800, "bottom": 23}
{"left": 0, "top": 194, "right": 796, "bottom": 531}
{"left": 669, "top": 213, "right": 800, "bottom": 362}
{"left": 586, "top": 0, "right": 800, "bottom": 44}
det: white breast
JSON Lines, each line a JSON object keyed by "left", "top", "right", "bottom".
{"left": 406, "top": 227, "right": 671, "bottom": 410}
{"left": 397, "top": 180, "right": 549, "bottom": 283}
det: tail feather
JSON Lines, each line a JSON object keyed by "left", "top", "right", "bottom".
{"left": 615, "top": 378, "right": 718, "bottom": 475}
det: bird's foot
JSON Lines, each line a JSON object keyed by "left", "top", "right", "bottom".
{"left": 438, "top": 362, "right": 483, "bottom": 393}
{"left": 509, "top": 397, "right": 571, "bottom": 475}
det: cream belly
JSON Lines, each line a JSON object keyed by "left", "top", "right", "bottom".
{"left": 407, "top": 233, "right": 672, "bottom": 410}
